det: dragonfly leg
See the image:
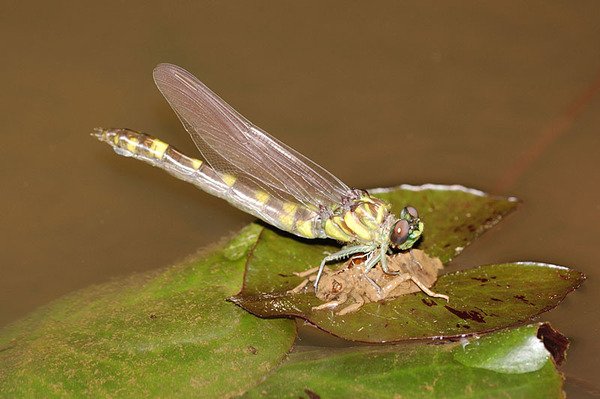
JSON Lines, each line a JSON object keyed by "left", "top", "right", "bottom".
{"left": 287, "top": 277, "right": 311, "bottom": 294}
{"left": 409, "top": 250, "right": 424, "bottom": 270}
{"left": 312, "top": 292, "right": 349, "bottom": 311}
{"left": 410, "top": 276, "right": 450, "bottom": 302}
{"left": 380, "top": 246, "right": 400, "bottom": 276}
{"left": 364, "top": 274, "right": 383, "bottom": 297}
{"left": 294, "top": 266, "right": 321, "bottom": 278}
{"left": 363, "top": 250, "right": 381, "bottom": 274}
{"left": 314, "top": 245, "right": 375, "bottom": 291}
{"left": 338, "top": 291, "right": 366, "bottom": 315}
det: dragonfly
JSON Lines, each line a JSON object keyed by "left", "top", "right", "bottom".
{"left": 93, "top": 63, "right": 424, "bottom": 291}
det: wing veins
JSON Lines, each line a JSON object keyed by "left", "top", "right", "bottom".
{"left": 153, "top": 63, "right": 351, "bottom": 209}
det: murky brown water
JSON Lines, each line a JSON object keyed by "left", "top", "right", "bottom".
{"left": 2, "top": 1, "right": 599, "bottom": 397}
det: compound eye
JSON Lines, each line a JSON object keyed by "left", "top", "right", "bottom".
{"left": 401, "top": 206, "right": 419, "bottom": 220}
{"left": 406, "top": 206, "right": 418, "bottom": 219}
{"left": 391, "top": 219, "right": 410, "bottom": 246}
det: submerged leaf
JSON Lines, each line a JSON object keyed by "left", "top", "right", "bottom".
{"left": 243, "top": 323, "right": 566, "bottom": 399}
{"left": 230, "top": 186, "right": 583, "bottom": 342}
{"left": 0, "top": 224, "right": 296, "bottom": 398}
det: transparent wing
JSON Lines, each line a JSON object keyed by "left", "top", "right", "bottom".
{"left": 153, "top": 63, "right": 351, "bottom": 209}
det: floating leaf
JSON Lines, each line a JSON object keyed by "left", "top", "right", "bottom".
{"left": 0, "top": 224, "right": 296, "bottom": 398}
{"left": 243, "top": 323, "right": 567, "bottom": 399}
{"left": 453, "top": 323, "right": 567, "bottom": 373}
{"left": 230, "top": 186, "right": 583, "bottom": 342}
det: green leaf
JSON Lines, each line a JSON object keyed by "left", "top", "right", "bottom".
{"left": 242, "top": 323, "right": 567, "bottom": 399}
{"left": 0, "top": 224, "right": 296, "bottom": 398}
{"left": 230, "top": 186, "right": 584, "bottom": 342}
{"left": 453, "top": 324, "right": 553, "bottom": 374}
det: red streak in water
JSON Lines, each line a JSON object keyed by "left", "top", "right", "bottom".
{"left": 494, "top": 69, "right": 600, "bottom": 193}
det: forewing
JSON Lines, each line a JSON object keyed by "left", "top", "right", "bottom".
{"left": 152, "top": 63, "right": 350, "bottom": 209}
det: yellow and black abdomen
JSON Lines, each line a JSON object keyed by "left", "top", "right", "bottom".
{"left": 93, "top": 128, "right": 208, "bottom": 183}
{"left": 93, "top": 128, "right": 324, "bottom": 240}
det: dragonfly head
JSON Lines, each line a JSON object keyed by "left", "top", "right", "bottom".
{"left": 389, "top": 206, "right": 424, "bottom": 250}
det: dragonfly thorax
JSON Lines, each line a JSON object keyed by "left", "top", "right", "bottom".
{"left": 321, "top": 192, "right": 393, "bottom": 245}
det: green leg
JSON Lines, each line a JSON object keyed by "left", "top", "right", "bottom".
{"left": 379, "top": 246, "right": 400, "bottom": 275}
{"left": 314, "top": 244, "right": 375, "bottom": 291}
{"left": 363, "top": 250, "right": 381, "bottom": 273}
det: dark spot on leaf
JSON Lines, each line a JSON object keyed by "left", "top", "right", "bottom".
{"left": 422, "top": 298, "right": 437, "bottom": 307}
{"left": 149, "top": 314, "right": 157, "bottom": 319}
{"left": 247, "top": 345, "right": 258, "bottom": 355}
{"left": 444, "top": 306, "right": 486, "bottom": 323}
{"left": 304, "top": 388, "right": 321, "bottom": 399}
{"left": 490, "top": 297, "right": 503, "bottom": 302}
{"left": 514, "top": 294, "right": 535, "bottom": 306}
{"left": 558, "top": 273, "right": 570, "bottom": 280}
{"left": 471, "top": 277, "right": 489, "bottom": 282}
{"left": 467, "top": 224, "right": 476, "bottom": 232}
{"left": 455, "top": 323, "right": 471, "bottom": 329}
{"left": 490, "top": 276, "right": 497, "bottom": 279}
{"left": 537, "top": 323, "right": 569, "bottom": 365}
{"left": 474, "top": 307, "right": 488, "bottom": 316}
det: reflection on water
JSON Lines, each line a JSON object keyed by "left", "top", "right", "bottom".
{"left": 1, "top": 1, "right": 598, "bottom": 397}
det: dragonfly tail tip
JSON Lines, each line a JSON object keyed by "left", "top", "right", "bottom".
{"left": 91, "top": 127, "right": 105, "bottom": 140}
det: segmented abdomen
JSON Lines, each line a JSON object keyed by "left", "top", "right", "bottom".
{"left": 93, "top": 128, "right": 324, "bottom": 239}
